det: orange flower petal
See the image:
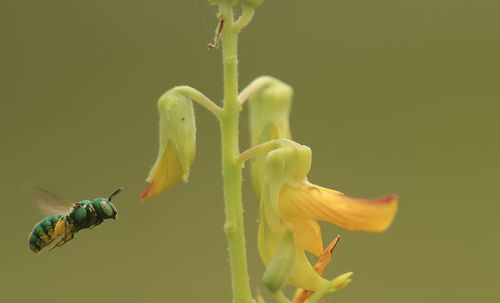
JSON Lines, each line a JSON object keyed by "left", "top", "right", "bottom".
{"left": 314, "top": 235, "right": 340, "bottom": 276}
{"left": 280, "top": 183, "right": 398, "bottom": 232}
{"left": 140, "top": 141, "right": 183, "bottom": 201}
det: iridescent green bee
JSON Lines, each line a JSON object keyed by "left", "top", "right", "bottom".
{"left": 28, "top": 187, "right": 123, "bottom": 253}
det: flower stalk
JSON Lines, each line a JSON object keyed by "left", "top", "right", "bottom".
{"left": 141, "top": 1, "right": 398, "bottom": 302}
{"left": 237, "top": 139, "right": 294, "bottom": 165}
{"left": 172, "top": 86, "right": 222, "bottom": 118}
{"left": 219, "top": 3, "right": 254, "bottom": 303}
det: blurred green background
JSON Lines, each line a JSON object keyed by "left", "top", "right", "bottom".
{"left": 1, "top": 0, "right": 498, "bottom": 302}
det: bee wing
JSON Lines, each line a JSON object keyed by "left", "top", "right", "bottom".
{"left": 26, "top": 185, "right": 74, "bottom": 216}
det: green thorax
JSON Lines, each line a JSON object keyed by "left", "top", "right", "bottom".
{"left": 68, "top": 198, "right": 118, "bottom": 232}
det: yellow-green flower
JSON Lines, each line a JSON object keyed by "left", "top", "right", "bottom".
{"left": 248, "top": 76, "right": 293, "bottom": 195}
{"left": 258, "top": 141, "right": 398, "bottom": 291}
{"left": 141, "top": 89, "right": 196, "bottom": 201}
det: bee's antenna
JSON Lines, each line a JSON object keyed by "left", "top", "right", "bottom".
{"left": 108, "top": 187, "right": 124, "bottom": 201}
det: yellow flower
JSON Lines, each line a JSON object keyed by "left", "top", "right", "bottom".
{"left": 140, "top": 140, "right": 186, "bottom": 200}
{"left": 140, "top": 89, "right": 196, "bottom": 201}
{"left": 258, "top": 141, "right": 398, "bottom": 291}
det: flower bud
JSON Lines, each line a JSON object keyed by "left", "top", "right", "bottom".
{"left": 140, "top": 89, "right": 196, "bottom": 201}
{"left": 248, "top": 77, "right": 293, "bottom": 195}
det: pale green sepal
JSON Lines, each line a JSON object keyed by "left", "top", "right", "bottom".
{"left": 249, "top": 76, "right": 293, "bottom": 195}
{"left": 262, "top": 227, "right": 295, "bottom": 293}
{"left": 264, "top": 143, "right": 311, "bottom": 193}
{"left": 157, "top": 88, "right": 196, "bottom": 181}
{"left": 307, "top": 272, "right": 353, "bottom": 303}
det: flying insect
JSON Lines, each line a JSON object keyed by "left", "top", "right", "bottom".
{"left": 28, "top": 187, "right": 123, "bottom": 253}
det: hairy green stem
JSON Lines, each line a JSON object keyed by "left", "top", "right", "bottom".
{"left": 219, "top": 3, "right": 254, "bottom": 303}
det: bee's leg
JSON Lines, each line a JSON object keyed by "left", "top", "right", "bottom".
{"left": 63, "top": 216, "right": 68, "bottom": 240}
{"left": 62, "top": 216, "right": 74, "bottom": 242}
{"left": 88, "top": 219, "right": 103, "bottom": 230}
{"left": 86, "top": 204, "right": 101, "bottom": 229}
{"left": 50, "top": 217, "right": 72, "bottom": 250}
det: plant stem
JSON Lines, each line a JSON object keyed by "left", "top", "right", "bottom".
{"left": 234, "top": 5, "right": 256, "bottom": 32}
{"left": 219, "top": 3, "right": 254, "bottom": 303}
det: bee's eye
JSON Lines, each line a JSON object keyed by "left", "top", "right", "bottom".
{"left": 100, "top": 201, "right": 114, "bottom": 217}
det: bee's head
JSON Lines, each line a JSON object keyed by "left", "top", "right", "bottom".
{"left": 93, "top": 188, "right": 122, "bottom": 220}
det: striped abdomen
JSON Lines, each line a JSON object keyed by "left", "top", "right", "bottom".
{"left": 29, "top": 215, "right": 64, "bottom": 253}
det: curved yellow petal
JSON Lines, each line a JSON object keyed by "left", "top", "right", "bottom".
{"left": 288, "top": 248, "right": 332, "bottom": 291}
{"left": 140, "top": 141, "right": 183, "bottom": 201}
{"left": 279, "top": 183, "right": 398, "bottom": 232}
{"left": 293, "top": 236, "right": 341, "bottom": 303}
{"left": 288, "top": 217, "right": 323, "bottom": 256}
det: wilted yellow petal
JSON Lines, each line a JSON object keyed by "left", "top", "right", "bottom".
{"left": 280, "top": 183, "right": 398, "bottom": 233}
{"left": 140, "top": 141, "right": 183, "bottom": 201}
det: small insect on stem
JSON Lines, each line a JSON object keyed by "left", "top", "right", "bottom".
{"left": 108, "top": 187, "right": 124, "bottom": 201}
{"left": 208, "top": 18, "right": 224, "bottom": 49}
